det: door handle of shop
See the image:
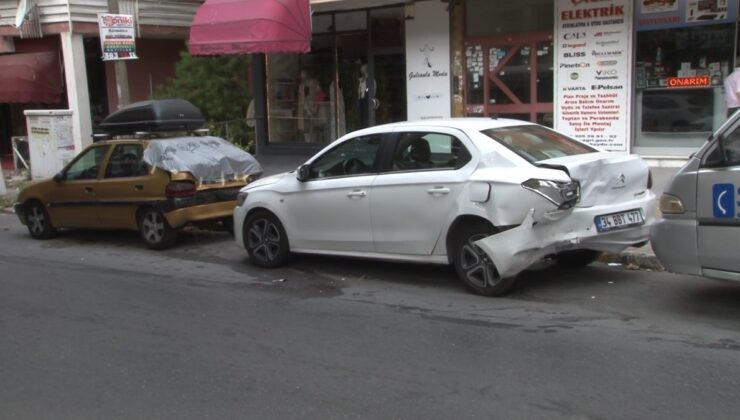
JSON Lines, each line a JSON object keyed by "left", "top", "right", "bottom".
{"left": 84, "top": 187, "right": 93, "bottom": 193}
{"left": 346, "top": 190, "right": 367, "bottom": 198}
{"left": 134, "top": 184, "right": 144, "bottom": 191}
{"left": 427, "top": 187, "right": 450, "bottom": 195}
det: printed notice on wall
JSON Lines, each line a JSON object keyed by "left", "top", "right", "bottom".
{"left": 554, "top": 0, "right": 633, "bottom": 152}
{"left": 98, "top": 13, "right": 138, "bottom": 61}
{"left": 405, "top": 1, "right": 450, "bottom": 121}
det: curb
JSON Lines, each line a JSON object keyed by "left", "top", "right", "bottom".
{"left": 600, "top": 251, "right": 665, "bottom": 272}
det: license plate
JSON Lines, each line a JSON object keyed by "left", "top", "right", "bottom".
{"left": 594, "top": 209, "right": 644, "bottom": 233}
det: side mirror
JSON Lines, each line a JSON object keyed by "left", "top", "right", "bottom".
{"left": 53, "top": 172, "right": 64, "bottom": 183}
{"left": 296, "top": 164, "right": 311, "bottom": 182}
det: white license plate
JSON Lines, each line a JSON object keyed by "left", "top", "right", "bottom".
{"left": 594, "top": 209, "right": 644, "bottom": 233}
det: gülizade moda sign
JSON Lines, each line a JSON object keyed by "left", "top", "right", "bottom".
{"left": 98, "top": 14, "right": 138, "bottom": 61}
{"left": 405, "top": 1, "right": 451, "bottom": 120}
{"left": 555, "top": 0, "right": 632, "bottom": 152}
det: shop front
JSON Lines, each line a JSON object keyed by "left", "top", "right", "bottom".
{"left": 258, "top": 0, "right": 451, "bottom": 154}
{"left": 461, "top": 0, "right": 740, "bottom": 161}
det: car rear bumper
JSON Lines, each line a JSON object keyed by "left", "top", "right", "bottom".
{"left": 159, "top": 187, "right": 241, "bottom": 228}
{"left": 475, "top": 193, "right": 657, "bottom": 278}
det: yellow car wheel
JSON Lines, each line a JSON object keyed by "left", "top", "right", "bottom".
{"left": 25, "top": 201, "right": 55, "bottom": 239}
{"left": 138, "top": 207, "right": 177, "bottom": 250}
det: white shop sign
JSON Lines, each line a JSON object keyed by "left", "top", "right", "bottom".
{"left": 554, "top": 0, "right": 633, "bottom": 152}
{"left": 405, "top": 1, "right": 450, "bottom": 121}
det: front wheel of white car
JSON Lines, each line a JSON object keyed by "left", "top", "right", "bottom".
{"left": 452, "top": 222, "right": 514, "bottom": 297}
{"left": 243, "top": 210, "right": 290, "bottom": 268}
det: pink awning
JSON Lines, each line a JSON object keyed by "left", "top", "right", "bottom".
{"left": 189, "top": 0, "right": 311, "bottom": 56}
{"left": 0, "top": 51, "right": 63, "bottom": 104}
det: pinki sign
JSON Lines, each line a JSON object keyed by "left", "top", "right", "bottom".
{"left": 98, "top": 13, "right": 138, "bottom": 61}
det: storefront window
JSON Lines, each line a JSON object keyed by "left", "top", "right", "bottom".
{"left": 634, "top": 24, "right": 735, "bottom": 151}
{"left": 265, "top": 7, "right": 406, "bottom": 147}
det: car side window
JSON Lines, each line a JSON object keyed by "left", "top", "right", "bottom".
{"left": 309, "top": 134, "right": 382, "bottom": 179}
{"left": 390, "top": 132, "right": 471, "bottom": 172}
{"left": 104, "top": 144, "right": 149, "bottom": 178}
{"left": 65, "top": 146, "right": 109, "bottom": 180}
{"left": 720, "top": 125, "right": 740, "bottom": 165}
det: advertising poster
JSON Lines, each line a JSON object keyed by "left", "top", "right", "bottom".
{"left": 554, "top": 0, "right": 633, "bottom": 152}
{"left": 98, "top": 13, "right": 138, "bottom": 61}
{"left": 405, "top": 1, "right": 450, "bottom": 121}
{"left": 637, "top": 0, "right": 738, "bottom": 30}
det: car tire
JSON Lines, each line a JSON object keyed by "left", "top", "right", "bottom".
{"left": 243, "top": 210, "right": 290, "bottom": 268}
{"left": 138, "top": 207, "right": 177, "bottom": 250}
{"left": 451, "top": 222, "right": 514, "bottom": 297}
{"left": 556, "top": 250, "right": 602, "bottom": 268}
{"left": 24, "top": 201, "right": 55, "bottom": 239}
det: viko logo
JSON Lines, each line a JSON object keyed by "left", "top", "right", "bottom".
{"left": 596, "top": 70, "right": 617, "bottom": 75}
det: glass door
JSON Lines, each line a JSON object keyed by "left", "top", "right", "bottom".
{"left": 465, "top": 33, "right": 554, "bottom": 126}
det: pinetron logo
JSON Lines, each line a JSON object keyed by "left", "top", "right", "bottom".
{"left": 559, "top": 62, "right": 590, "bottom": 68}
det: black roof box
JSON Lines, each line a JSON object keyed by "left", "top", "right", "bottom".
{"left": 99, "top": 99, "right": 205, "bottom": 135}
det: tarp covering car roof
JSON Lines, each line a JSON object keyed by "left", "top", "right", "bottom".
{"left": 143, "top": 136, "right": 262, "bottom": 182}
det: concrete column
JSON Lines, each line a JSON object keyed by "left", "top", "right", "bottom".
{"left": 60, "top": 32, "right": 93, "bottom": 151}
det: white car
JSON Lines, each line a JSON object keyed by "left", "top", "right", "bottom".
{"left": 234, "top": 119, "right": 656, "bottom": 296}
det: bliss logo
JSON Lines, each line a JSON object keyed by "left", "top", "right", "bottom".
{"left": 564, "top": 52, "right": 586, "bottom": 58}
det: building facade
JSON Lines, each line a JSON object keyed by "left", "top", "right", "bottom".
{"left": 1, "top": 0, "right": 737, "bottom": 170}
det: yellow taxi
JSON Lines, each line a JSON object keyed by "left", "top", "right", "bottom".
{"left": 13, "top": 99, "right": 262, "bottom": 249}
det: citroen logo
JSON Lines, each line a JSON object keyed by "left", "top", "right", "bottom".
{"left": 613, "top": 173, "right": 626, "bottom": 189}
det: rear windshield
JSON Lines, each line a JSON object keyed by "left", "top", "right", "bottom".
{"left": 481, "top": 125, "right": 596, "bottom": 163}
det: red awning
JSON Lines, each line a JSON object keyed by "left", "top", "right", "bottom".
{"left": 0, "top": 51, "right": 63, "bottom": 104}
{"left": 189, "top": 0, "right": 311, "bottom": 56}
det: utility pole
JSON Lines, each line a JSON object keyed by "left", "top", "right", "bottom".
{"left": 107, "top": 0, "right": 131, "bottom": 109}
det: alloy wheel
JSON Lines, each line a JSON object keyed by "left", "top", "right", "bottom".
{"left": 247, "top": 218, "right": 282, "bottom": 263}
{"left": 459, "top": 233, "right": 500, "bottom": 288}
{"left": 27, "top": 206, "right": 46, "bottom": 236}
{"left": 142, "top": 211, "right": 165, "bottom": 243}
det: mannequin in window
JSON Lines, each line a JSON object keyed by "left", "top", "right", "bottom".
{"left": 297, "top": 70, "right": 322, "bottom": 142}
{"left": 357, "top": 64, "right": 375, "bottom": 128}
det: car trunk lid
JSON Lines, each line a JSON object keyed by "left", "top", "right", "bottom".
{"left": 537, "top": 152, "right": 649, "bottom": 207}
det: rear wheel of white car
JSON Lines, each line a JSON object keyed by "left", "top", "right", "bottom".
{"left": 25, "top": 201, "right": 55, "bottom": 239}
{"left": 556, "top": 250, "right": 602, "bottom": 268}
{"left": 452, "top": 222, "right": 514, "bottom": 297}
{"left": 138, "top": 207, "right": 177, "bottom": 250}
{"left": 244, "top": 210, "right": 290, "bottom": 268}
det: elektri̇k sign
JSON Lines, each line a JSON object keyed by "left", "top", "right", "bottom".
{"left": 555, "top": 0, "right": 633, "bottom": 152}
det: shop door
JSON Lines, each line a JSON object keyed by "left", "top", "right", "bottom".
{"left": 465, "top": 33, "right": 554, "bottom": 126}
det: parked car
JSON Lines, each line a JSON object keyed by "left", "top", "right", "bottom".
{"left": 14, "top": 99, "right": 262, "bottom": 249}
{"left": 234, "top": 118, "right": 656, "bottom": 296}
{"left": 651, "top": 114, "right": 740, "bottom": 282}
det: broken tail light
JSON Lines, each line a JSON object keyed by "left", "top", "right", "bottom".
{"left": 166, "top": 181, "right": 196, "bottom": 198}
{"left": 521, "top": 179, "right": 580, "bottom": 210}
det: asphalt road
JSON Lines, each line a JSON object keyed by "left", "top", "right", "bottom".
{"left": 1, "top": 212, "right": 740, "bottom": 419}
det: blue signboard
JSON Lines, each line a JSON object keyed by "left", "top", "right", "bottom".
{"left": 712, "top": 183, "right": 735, "bottom": 218}
{"left": 636, "top": 0, "right": 739, "bottom": 31}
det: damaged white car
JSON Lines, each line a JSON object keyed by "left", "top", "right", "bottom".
{"left": 234, "top": 119, "right": 656, "bottom": 296}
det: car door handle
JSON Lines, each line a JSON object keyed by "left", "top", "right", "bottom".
{"left": 346, "top": 190, "right": 367, "bottom": 198}
{"left": 84, "top": 187, "right": 93, "bottom": 194}
{"left": 427, "top": 187, "right": 450, "bottom": 195}
{"left": 134, "top": 184, "right": 144, "bottom": 191}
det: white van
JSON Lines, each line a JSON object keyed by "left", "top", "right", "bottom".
{"left": 651, "top": 114, "right": 740, "bottom": 281}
